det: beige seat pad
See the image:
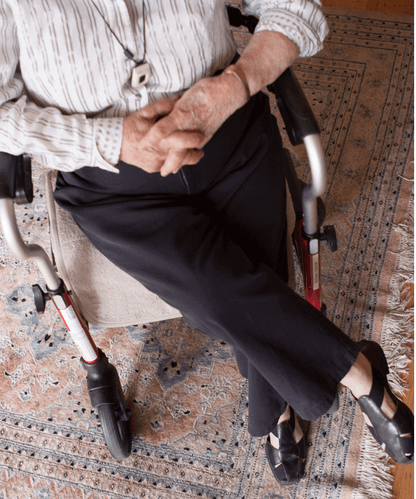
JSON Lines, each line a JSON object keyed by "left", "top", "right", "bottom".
{"left": 45, "top": 170, "right": 296, "bottom": 328}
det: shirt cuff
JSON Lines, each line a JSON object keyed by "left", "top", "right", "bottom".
{"left": 253, "top": 7, "right": 329, "bottom": 58}
{"left": 92, "top": 117, "right": 124, "bottom": 173}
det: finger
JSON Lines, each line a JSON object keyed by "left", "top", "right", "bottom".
{"left": 136, "top": 121, "right": 203, "bottom": 170}
{"left": 161, "top": 130, "right": 205, "bottom": 151}
{"left": 160, "top": 149, "right": 188, "bottom": 177}
{"left": 184, "top": 148, "right": 204, "bottom": 165}
{"left": 133, "top": 155, "right": 165, "bottom": 174}
{"left": 139, "top": 97, "right": 178, "bottom": 122}
{"left": 161, "top": 148, "right": 204, "bottom": 177}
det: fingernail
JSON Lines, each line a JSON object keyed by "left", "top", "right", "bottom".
{"left": 160, "top": 171, "right": 168, "bottom": 177}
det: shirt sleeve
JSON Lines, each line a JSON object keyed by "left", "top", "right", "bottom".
{"left": 242, "top": 0, "right": 329, "bottom": 58}
{"left": 0, "top": 0, "right": 122, "bottom": 173}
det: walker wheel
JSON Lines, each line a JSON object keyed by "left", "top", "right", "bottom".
{"left": 32, "top": 284, "right": 49, "bottom": 314}
{"left": 81, "top": 350, "right": 132, "bottom": 460}
{"left": 97, "top": 402, "right": 132, "bottom": 460}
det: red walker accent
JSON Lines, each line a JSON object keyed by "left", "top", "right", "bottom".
{"left": 292, "top": 219, "right": 323, "bottom": 312}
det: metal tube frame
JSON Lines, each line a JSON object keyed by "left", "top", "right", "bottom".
{"left": 0, "top": 198, "right": 61, "bottom": 290}
{"left": 0, "top": 197, "right": 99, "bottom": 362}
{"left": 291, "top": 132, "right": 328, "bottom": 312}
{"left": 302, "top": 134, "right": 327, "bottom": 236}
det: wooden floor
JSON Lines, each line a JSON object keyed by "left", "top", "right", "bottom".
{"left": 321, "top": 2, "right": 414, "bottom": 498}
{"left": 322, "top": 0, "right": 413, "bottom": 15}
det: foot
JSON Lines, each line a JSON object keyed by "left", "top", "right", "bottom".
{"left": 341, "top": 340, "right": 414, "bottom": 464}
{"left": 265, "top": 406, "right": 306, "bottom": 485}
{"left": 343, "top": 351, "right": 396, "bottom": 421}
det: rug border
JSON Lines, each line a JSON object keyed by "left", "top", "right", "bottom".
{"left": 322, "top": 5, "right": 414, "bottom": 23}
{"left": 349, "top": 146, "right": 414, "bottom": 499}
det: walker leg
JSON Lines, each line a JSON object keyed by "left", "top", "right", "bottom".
{"left": 0, "top": 194, "right": 132, "bottom": 460}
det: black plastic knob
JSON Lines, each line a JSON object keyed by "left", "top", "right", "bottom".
{"left": 32, "top": 284, "right": 50, "bottom": 314}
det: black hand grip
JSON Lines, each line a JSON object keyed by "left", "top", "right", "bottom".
{"left": 0, "top": 152, "right": 17, "bottom": 199}
{"left": 0, "top": 152, "right": 33, "bottom": 204}
{"left": 15, "top": 154, "right": 33, "bottom": 205}
{"left": 227, "top": 5, "right": 258, "bottom": 33}
{"left": 267, "top": 68, "right": 320, "bottom": 146}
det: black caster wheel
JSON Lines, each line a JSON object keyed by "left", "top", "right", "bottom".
{"left": 97, "top": 402, "right": 132, "bottom": 460}
{"left": 81, "top": 350, "right": 132, "bottom": 460}
{"left": 32, "top": 284, "right": 49, "bottom": 314}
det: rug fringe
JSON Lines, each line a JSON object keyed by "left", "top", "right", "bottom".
{"left": 353, "top": 184, "right": 414, "bottom": 499}
{"left": 383, "top": 186, "right": 414, "bottom": 397}
{"left": 355, "top": 427, "right": 394, "bottom": 499}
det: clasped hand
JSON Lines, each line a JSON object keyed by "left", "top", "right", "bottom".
{"left": 119, "top": 73, "right": 248, "bottom": 177}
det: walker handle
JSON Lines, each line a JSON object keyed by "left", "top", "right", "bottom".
{"left": 0, "top": 152, "right": 33, "bottom": 204}
{"left": 227, "top": 6, "right": 320, "bottom": 146}
{"left": 267, "top": 69, "right": 321, "bottom": 146}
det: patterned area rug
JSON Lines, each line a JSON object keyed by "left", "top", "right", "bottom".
{"left": 0, "top": 6, "right": 413, "bottom": 499}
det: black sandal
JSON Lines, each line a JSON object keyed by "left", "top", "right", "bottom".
{"left": 265, "top": 406, "right": 306, "bottom": 485}
{"left": 356, "top": 340, "right": 414, "bottom": 465}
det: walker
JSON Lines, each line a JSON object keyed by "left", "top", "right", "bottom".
{"left": 0, "top": 7, "right": 337, "bottom": 460}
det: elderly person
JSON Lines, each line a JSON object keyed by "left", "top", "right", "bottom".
{"left": 0, "top": 0, "right": 413, "bottom": 485}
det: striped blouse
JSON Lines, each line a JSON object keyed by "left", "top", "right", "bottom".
{"left": 0, "top": 0, "right": 328, "bottom": 173}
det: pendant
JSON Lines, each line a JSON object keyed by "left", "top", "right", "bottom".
{"left": 131, "top": 62, "right": 152, "bottom": 91}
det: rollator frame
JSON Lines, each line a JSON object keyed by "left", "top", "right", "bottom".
{"left": 0, "top": 7, "right": 337, "bottom": 460}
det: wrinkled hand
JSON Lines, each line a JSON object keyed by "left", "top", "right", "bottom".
{"left": 120, "top": 73, "right": 248, "bottom": 176}
{"left": 119, "top": 97, "right": 186, "bottom": 168}
{"left": 120, "top": 30, "right": 299, "bottom": 176}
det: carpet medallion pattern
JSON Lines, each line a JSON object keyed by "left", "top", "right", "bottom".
{"left": 0, "top": 6, "right": 413, "bottom": 499}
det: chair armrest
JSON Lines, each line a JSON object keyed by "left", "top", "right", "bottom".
{"left": 0, "top": 152, "right": 33, "bottom": 204}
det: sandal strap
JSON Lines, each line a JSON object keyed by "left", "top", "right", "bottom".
{"left": 266, "top": 439, "right": 305, "bottom": 484}
{"left": 367, "top": 364, "right": 385, "bottom": 409}
{"left": 400, "top": 434, "right": 414, "bottom": 457}
{"left": 395, "top": 402, "right": 415, "bottom": 456}
{"left": 266, "top": 408, "right": 306, "bottom": 485}
{"left": 288, "top": 405, "right": 296, "bottom": 431}
{"left": 356, "top": 340, "right": 390, "bottom": 375}
{"left": 270, "top": 406, "right": 296, "bottom": 438}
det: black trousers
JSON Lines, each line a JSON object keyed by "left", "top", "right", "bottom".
{"left": 54, "top": 92, "right": 359, "bottom": 437}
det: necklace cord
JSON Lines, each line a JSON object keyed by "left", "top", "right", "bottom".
{"left": 90, "top": 0, "right": 146, "bottom": 64}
